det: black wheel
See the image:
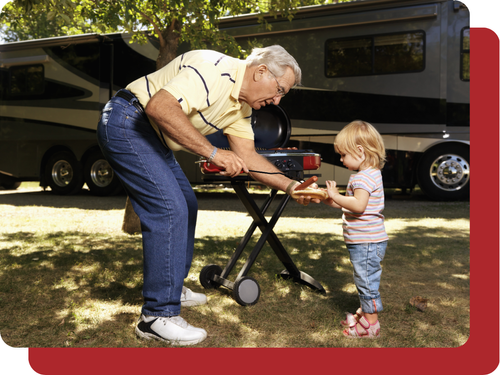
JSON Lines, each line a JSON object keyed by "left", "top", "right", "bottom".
{"left": 44, "top": 151, "right": 84, "bottom": 195}
{"left": 0, "top": 181, "right": 21, "bottom": 190}
{"left": 417, "top": 143, "right": 470, "bottom": 201}
{"left": 232, "top": 277, "right": 260, "bottom": 306}
{"left": 199, "top": 264, "right": 222, "bottom": 289}
{"left": 84, "top": 150, "right": 123, "bottom": 196}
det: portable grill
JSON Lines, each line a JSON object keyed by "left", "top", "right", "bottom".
{"left": 198, "top": 105, "right": 326, "bottom": 306}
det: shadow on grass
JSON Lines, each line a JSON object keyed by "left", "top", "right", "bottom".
{"left": 0, "top": 190, "right": 127, "bottom": 210}
{"left": 0, "top": 188, "right": 469, "bottom": 222}
{"left": 0, "top": 218, "right": 469, "bottom": 347}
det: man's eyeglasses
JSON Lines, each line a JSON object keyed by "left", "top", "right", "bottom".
{"left": 267, "top": 68, "right": 286, "bottom": 98}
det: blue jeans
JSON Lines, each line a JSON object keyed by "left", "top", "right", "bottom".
{"left": 96, "top": 90, "right": 198, "bottom": 317}
{"left": 346, "top": 241, "right": 387, "bottom": 314}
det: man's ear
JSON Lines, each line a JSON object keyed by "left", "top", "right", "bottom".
{"left": 254, "top": 64, "right": 267, "bottom": 81}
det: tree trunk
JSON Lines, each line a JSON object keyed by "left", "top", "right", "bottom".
{"left": 122, "top": 21, "right": 181, "bottom": 234}
{"left": 156, "top": 19, "right": 181, "bottom": 70}
{"left": 122, "top": 197, "right": 141, "bottom": 234}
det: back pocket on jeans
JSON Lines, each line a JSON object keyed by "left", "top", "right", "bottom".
{"left": 97, "top": 106, "right": 113, "bottom": 146}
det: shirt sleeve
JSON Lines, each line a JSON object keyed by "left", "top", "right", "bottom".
{"left": 351, "top": 170, "right": 376, "bottom": 195}
{"left": 161, "top": 61, "right": 221, "bottom": 115}
{"left": 223, "top": 116, "right": 254, "bottom": 141}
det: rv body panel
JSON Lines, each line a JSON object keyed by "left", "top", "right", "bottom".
{"left": 216, "top": 0, "right": 469, "bottom": 199}
{"left": 0, "top": 0, "right": 469, "bottom": 200}
{"left": 0, "top": 33, "right": 156, "bottom": 192}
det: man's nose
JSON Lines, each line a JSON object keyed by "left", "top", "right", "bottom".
{"left": 272, "top": 96, "right": 282, "bottom": 105}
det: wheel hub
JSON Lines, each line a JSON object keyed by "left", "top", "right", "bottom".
{"left": 52, "top": 161, "right": 73, "bottom": 187}
{"left": 91, "top": 159, "right": 114, "bottom": 187}
{"left": 431, "top": 154, "right": 470, "bottom": 191}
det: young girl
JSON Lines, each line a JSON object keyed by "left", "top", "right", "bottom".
{"left": 324, "top": 120, "right": 388, "bottom": 339}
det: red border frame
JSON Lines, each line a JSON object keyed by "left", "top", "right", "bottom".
{"left": 26, "top": 28, "right": 499, "bottom": 375}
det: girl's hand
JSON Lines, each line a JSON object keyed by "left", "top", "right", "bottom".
{"left": 326, "top": 180, "right": 339, "bottom": 198}
{"left": 324, "top": 180, "right": 342, "bottom": 208}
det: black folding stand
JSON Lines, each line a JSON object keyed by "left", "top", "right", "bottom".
{"left": 199, "top": 179, "right": 326, "bottom": 306}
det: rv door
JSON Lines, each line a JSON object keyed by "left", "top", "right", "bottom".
{"left": 0, "top": 68, "right": 8, "bottom": 97}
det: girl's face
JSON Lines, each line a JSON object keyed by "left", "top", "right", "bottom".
{"left": 338, "top": 146, "right": 365, "bottom": 171}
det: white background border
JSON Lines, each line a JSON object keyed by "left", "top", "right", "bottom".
{"left": 0, "top": 0, "right": 498, "bottom": 374}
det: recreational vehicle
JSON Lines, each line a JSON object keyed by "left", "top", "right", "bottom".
{"left": 0, "top": 0, "right": 470, "bottom": 200}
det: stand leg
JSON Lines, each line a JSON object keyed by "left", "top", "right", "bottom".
{"left": 219, "top": 189, "right": 277, "bottom": 279}
{"left": 232, "top": 182, "right": 300, "bottom": 276}
{"left": 232, "top": 182, "right": 325, "bottom": 294}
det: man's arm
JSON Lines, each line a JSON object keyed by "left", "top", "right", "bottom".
{"left": 227, "top": 134, "right": 294, "bottom": 190}
{"left": 145, "top": 89, "right": 248, "bottom": 177}
{"left": 227, "top": 135, "right": 321, "bottom": 206}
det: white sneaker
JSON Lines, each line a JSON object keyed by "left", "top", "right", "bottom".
{"left": 180, "top": 286, "right": 207, "bottom": 307}
{"left": 135, "top": 314, "right": 207, "bottom": 345}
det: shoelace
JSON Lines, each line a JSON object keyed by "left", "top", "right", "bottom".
{"left": 159, "top": 316, "right": 188, "bottom": 328}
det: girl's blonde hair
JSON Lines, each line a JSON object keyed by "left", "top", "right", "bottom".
{"left": 334, "top": 120, "right": 386, "bottom": 169}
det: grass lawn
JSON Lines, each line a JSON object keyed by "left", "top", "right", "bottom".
{"left": 0, "top": 183, "right": 469, "bottom": 348}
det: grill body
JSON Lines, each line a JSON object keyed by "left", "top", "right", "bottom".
{"left": 198, "top": 105, "right": 326, "bottom": 306}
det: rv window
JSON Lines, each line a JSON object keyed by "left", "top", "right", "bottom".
{"left": 325, "top": 32, "right": 424, "bottom": 77}
{"left": 461, "top": 28, "right": 470, "bottom": 81}
{"left": 373, "top": 33, "right": 424, "bottom": 74}
{"left": 9, "top": 65, "right": 44, "bottom": 97}
{"left": 325, "top": 38, "right": 372, "bottom": 77}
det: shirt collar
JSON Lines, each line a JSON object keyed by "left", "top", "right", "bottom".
{"left": 230, "top": 60, "right": 247, "bottom": 102}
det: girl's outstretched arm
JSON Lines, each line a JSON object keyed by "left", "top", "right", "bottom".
{"left": 326, "top": 180, "right": 370, "bottom": 213}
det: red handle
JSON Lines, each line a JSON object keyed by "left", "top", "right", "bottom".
{"left": 200, "top": 162, "right": 244, "bottom": 175}
{"left": 200, "top": 162, "right": 223, "bottom": 174}
{"left": 295, "top": 176, "right": 318, "bottom": 190}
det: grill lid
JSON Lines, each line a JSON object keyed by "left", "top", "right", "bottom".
{"left": 206, "top": 104, "right": 291, "bottom": 149}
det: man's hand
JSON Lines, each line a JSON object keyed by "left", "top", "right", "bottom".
{"left": 291, "top": 181, "right": 323, "bottom": 206}
{"left": 211, "top": 149, "right": 249, "bottom": 178}
{"left": 293, "top": 195, "right": 323, "bottom": 206}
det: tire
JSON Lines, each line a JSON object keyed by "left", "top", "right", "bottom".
{"left": 199, "top": 264, "right": 223, "bottom": 289}
{"left": 0, "top": 181, "right": 21, "bottom": 190}
{"left": 417, "top": 143, "right": 470, "bottom": 201}
{"left": 232, "top": 277, "right": 260, "bottom": 306}
{"left": 84, "top": 150, "right": 123, "bottom": 196}
{"left": 44, "top": 151, "right": 84, "bottom": 195}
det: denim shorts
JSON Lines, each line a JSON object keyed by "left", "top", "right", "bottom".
{"left": 346, "top": 241, "right": 387, "bottom": 314}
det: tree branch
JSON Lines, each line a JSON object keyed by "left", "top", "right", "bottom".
{"left": 137, "top": 10, "right": 164, "bottom": 46}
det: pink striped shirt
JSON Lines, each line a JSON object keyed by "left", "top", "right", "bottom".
{"left": 342, "top": 168, "right": 388, "bottom": 244}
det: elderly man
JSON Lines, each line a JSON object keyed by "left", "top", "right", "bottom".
{"left": 96, "top": 45, "right": 315, "bottom": 345}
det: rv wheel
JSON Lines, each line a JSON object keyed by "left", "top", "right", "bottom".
{"left": 44, "top": 151, "right": 84, "bottom": 195}
{"left": 0, "top": 181, "right": 21, "bottom": 190}
{"left": 84, "top": 150, "right": 123, "bottom": 196}
{"left": 417, "top": 143, "right": 470, "bottom": 201}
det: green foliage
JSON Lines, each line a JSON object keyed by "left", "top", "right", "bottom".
{"left": 1, "top": 0, "right": 357, "bottom": 63}
{"left": 0, "top": 0, "right": 113, "bottom": 41}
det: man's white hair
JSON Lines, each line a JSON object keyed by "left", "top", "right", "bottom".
{"left": 245, "top": 45, "right": 302, "bottom": 86}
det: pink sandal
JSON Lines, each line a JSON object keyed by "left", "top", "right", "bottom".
{"left": 343, "top": 316, "right": 380, "bottom": 339}
{"left": 341, "top": 308, "right": 363, "bottom": 327}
